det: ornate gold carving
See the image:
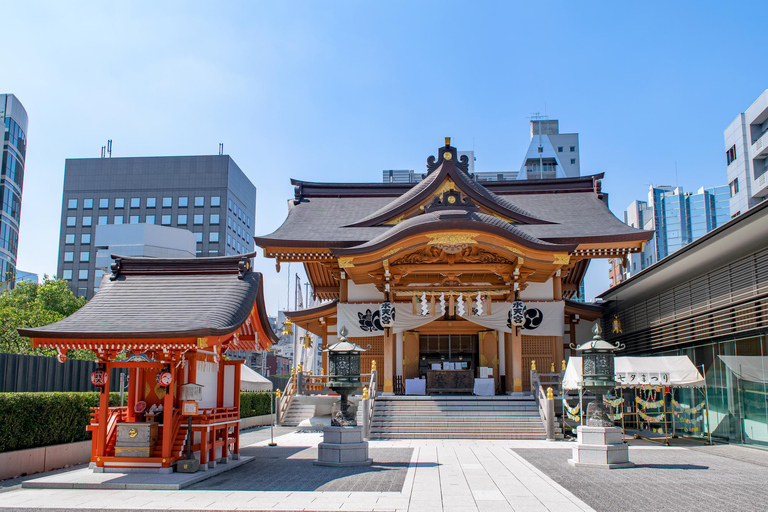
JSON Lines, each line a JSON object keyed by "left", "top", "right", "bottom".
{"left": 505, "top": 246, "right": 524, "bottom": 255}
{"left": 337, "top": 257, "right": 355, "bottom": 269}
{"left": 427, "top": 233, "right": 478, "bottom": 254}
{"left": 434, "top": 179, "right": 455, "bottom": 197}
{"left": 447, "top": 195, "right": 456, "bottom": 204}
{"left": 383, "top": 247, "right": 402, "bottom": 258}
{"left": 553, "top": 253, "right": 571, "bottom": 265}
{"left": 443, "top": 151, "right": 452, "bottom": 160}
{"left": 197, "top": 337, "right": 208, "bottom": 348}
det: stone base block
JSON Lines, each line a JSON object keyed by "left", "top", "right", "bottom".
{"left": 176, "top": 458, "right": 200, "bottom": 473}
{"left": 568, "top": 426, "right": 633, "bottom": 469}
{"left": 314, "top": 426, "right": 372, "bottom": 467}
{"left": 322, "top": 426, "right": 364, "bottom": 444}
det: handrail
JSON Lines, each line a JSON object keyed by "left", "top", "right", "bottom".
{"left": 363, "top": 370, "right": 378, "bottom": 438}
{"left": 277, "top": 372, "right": 296, "bottom": 424}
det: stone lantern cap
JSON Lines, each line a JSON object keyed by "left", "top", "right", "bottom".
{"left": 324, "top": 341, "right": 367, "bottom": 353}
{"left": 572, "top": 323, "right": 624, "bottom": 352}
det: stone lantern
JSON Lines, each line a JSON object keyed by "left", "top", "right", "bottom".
{"left": 573, "top": 323, "right": 623, "bottom": 427}
{"left": 568, "top": 322, "right": 633, "bottom": 469}
{"left": 325, "top": 326, "right": 366, "bottom": 426}
{"left": 315, "top": 325, "right": 372, "bottom": 467}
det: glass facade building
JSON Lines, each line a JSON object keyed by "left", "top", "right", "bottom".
{"left": 0, "top": 94, "right": 28, "bottom": 287}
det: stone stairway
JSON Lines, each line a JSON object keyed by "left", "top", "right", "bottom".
{"left": 280, "top": 396, "right": 316, "bottom": 427}
{"left": 369, "top": 396, "right": 555, "bottom": 440}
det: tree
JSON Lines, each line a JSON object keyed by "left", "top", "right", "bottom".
{"left": 0, "top": 276, "right": 94, "bottom": 360}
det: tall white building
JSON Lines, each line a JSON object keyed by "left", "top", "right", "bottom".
{"left": 724, "top": 89, "right": 768, "bottom": 217}
{"left": 517, "top": 119, "right": 580, "bottom": 180}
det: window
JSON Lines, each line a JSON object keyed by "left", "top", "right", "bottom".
{"left": 99, "top": 198, "right": 109, "bottom": 208}
{"left": 209, "top": 250, "right": 219, "bottom": 256}
{"left": 98, "top": 216, "right": 108, "bottom": 225}
{"left": 146, "top": 215, "right": 155, "bottom": 224}
{"left": 211, "top": 196, "right": 221, "bottom": 207}
{"left": 83, "top": 199, "right": 93, "bottom": 209}
{"left": 83, "top": 216, "right": 92, "bottom": 226}
{"left": 195, "top": 196, "right": 204, "bottom": 207}
{"left": 729, "top": 178, "right": 739, "bottom": 197}
{"left": 162, "top": 197, "right": 172, "bottom": 208}
{"left": 246, "top": 216, "right": 250, "bottom": 228}
{"left": 62, "top": 269, "right": 73, "bottom": 280}
{"left": 194, "top": 214, "right": 203, "bottom": 225}
{"left": 68, "top": 199, "right": 78, "bottom": 209}
{"left": 178, "top": 214, "right": 188, "bottom": 225}
{"left": 179, "top": 197, "right": 188, "bottom": 207}
{"left": 726, "top": 145, "right": 737, "bottom": 166}
{"left": 210, "top": 214, "right": 220, "bottom": 225}
{"left": 130, "top": 197, "right": 140, "bottom": 208}
{"left": 115, "top": 198, "right": 125, "bottom": 208}
{"left": 537, "top": 146, "right": 543, "bottom": 153}
{"left": 210, "top": 232, "right": 219, "bottom": 242}
{"left": 196, "top": 250, "right": 203, "bottom": 256}
{"left": 65, "top": 234, "right": 75, "bottom": 244}
{"left": 570, "top": 146, "right": 576, "bottom": 152}
{"left": 195, "top": 232, "right": 203, "bottom": 243}
{"left": 67, "top": 216, "right": 76, "bottom": 227}
{"left": 147, "top": 197, "right": 157, "bottom": 208}
{"left": 557, "top": 147, "right": 563, "bottom": 153}
{"left": 227, "top": 216, "right": 232, "bottom": 228}
{"left": 81, "top": 233, "right": 91, "bottom": 244}
{"left": 161, "top": 215, "right": 171, "bottom": 225}
{"left": 234, "top": 204, "right": 239, "bottom": 216}
{"left": 238, "top": 209, "right": 242, "bottom": 220}
{"left": 95, "top": 269, "right": 104, "bottom": 282}
{"left": 570, "top": 158, "right": 576, "bottom": 164}
{"left": 130, "top": 215, "right": 139, "bottom": 224}
{"left": 78, "top": 269, "right": 88, "bottom": 280}
{"left": 227, "top": 234, "right": 231, "bottom": 246}
{"left": 228, "top": 199, "right": 233, "bottom": 210}
{"left": 80, "top": 252, "right": 90, "bottom": 262}
{"left": 64, "top": 252, "right": 74, "bottom": 262}
{"left": 114, "top": 216, "right": 123, "bottom": 225}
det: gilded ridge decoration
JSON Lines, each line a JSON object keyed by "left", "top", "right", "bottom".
{"left": 427, "top": 233, "right": 478, "bottom": 246}
{"left": 338, "top": 257, "right": 355, "bottom": 269}
{"left": 553, "top": 253, "right": 571, "bottom": 265}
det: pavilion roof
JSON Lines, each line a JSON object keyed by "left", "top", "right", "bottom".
{"left": 18, "top": 254, "right": 279, "bottom": 346}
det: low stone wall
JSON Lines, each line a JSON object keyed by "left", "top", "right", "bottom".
{"left": 0, "top": 440, "right": 91, "bottom": 481}
{"left": 0, "top": 416, "right": 275, "bottom": 481}
{"left": 240, "top": 414, "right": 274, "bottom": 429}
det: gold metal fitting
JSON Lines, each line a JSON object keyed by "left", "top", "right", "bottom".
{"left": 546, "top": 387, "right": 554, "bottom": 400}
{"left": 371, "top": 360, "right": 377, "bottom": 372}
{"left": 562, "top": 359, "right": 567, "bottom": 371}
{"left": 445, "top": 136, "right": 451, "bottom": 146}
{"left": 530, "top": 360, "right": 537, "bottom": 371}
{"left": 362, "top": 386, "right": 369, "bottom": 400}
{"left": 550, "top": 362, "right": 555, "bottom": 372}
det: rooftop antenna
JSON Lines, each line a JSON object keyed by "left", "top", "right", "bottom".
{"left": 219, "top": 143, "right": 224, "bottom": 155}
{"left": 107, "top": 139, "right": 112, "bottom": 158}
{"left": 100, "top": 146, "right": 106, "bottom": 158}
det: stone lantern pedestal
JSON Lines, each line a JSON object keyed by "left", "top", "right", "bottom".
{"left": 568, "top": 426, "right": 633, "bottom": 469}
{"left": 314, "top": 426, "right": 372, "bottom": 466}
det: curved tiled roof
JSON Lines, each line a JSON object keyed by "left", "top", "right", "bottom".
{"left": 19, "top": 254, "right": 278, "bottom": 342}
{"left": 334, "top": 209, "right": 576, "bottom": 255}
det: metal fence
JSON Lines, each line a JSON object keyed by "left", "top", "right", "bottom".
{"left": 0, "top": 353, "right": 128, "bottom": 393}
{"left": 267, "top": 375, "right": 290, "bottom": 392}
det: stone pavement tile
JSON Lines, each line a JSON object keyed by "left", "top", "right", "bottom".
{"left": 407, "top": 499, "right": 444, "bottom": 512}
{"left": 443, "top": 507, "right": 479, "bottom": 512}
{"left": 374, "top": 497, "right": 410, "bottom": 509}
{"left": 475, "top": 500, "right": 515, "bottom": 512}
{"left": 508, "top": 497, "right": 549, "bottom": 512}
{"left": 471, "top": 489, "right": 506, "bottom": 501}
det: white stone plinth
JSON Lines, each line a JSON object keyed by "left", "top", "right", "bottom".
{"left": 568, "top": 426, "right": 633, "bottom": 469}
{"left": 314, "top": 426, "right": 372, "bottom": 467}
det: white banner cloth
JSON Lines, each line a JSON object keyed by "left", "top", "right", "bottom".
{"left": 562, "top": 356, "right": 705, "bottom": 390}
{"left": 336, "top": 301, "right": 564, "bottom": 337}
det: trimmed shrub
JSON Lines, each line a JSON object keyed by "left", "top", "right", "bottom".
{"left": 0, "top": 392, "right": 120, "bottom": 453}
{"left": 240, "top": 392, "right": 276, "bottom": 418}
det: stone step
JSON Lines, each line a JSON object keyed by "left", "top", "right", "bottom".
{"left": 368, "top": 432, "right": 550, "bottom": 440}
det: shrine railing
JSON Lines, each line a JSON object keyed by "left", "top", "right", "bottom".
{"left": 362, "top": 370, "right": 378, "bottom": 439}
{"left": 277, "top": 372, "right": 296, "bottom": 424}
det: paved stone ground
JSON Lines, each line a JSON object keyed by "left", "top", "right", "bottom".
{"left": 188, "top": 445, "right": 413, "bottom": 492}
{"left": 514, "top": 445, "right": 768, "bottom": 512}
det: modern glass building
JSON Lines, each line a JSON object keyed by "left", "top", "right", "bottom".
{"left": 0, "top": 94, "right": 28, "bottom": 287}
{"left": 57, "top": 155, "right": 256, "bottom": 299}
{"left": 602, "top": 200, "right": 768, "bottom": 446}
{"left": 610, "top": 184, "right": 730, "bottom": 286}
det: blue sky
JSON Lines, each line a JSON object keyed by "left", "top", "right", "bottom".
{"left": 4, "top": 1, "right": 767, "bottom": 313}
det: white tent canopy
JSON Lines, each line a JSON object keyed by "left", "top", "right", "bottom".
{"left": 563, "top": 356, "right": 705, "bottom": 390}
{"left": 240, "top": 364, "right": 273, "bottom": 392}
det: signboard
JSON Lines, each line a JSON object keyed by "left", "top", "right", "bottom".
{"left": 615, "top": 372, "right": 670, "bottom": 386}
{"left": 181, "top": 401, "right": 199, "bottom": 416}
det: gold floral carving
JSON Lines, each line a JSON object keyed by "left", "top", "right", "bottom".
{"left": 427, "top": 233, "right": 478, "bottom": 246}
{"left": 337, "top": 257, "right": 355, "bottom": 268}
{"left": 434, "top": 179, "right": 456, "bottom": 197}
{"left": 553, "top": 253, "right": 571, "bottom": 265}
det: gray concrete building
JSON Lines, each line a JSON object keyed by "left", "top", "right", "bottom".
{"left": 724, "top": 89, "right": 768, "bottom": 217}
{"left": 1, "top": 94, "right": 28, "bottom": 287}
{"left": 57, "top": 155, "right": 256, "bottom": 298}
{"left": 517, "top": 118, "right": 580, "bottom": 180}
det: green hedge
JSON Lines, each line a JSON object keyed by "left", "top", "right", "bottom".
{"left": 240, "top": 392, "right": 276, "bottom": 418}
{"left": 0, "top": 391, "right": 276, "bottom": 453}
{"left": 0, "top": 392, "right": 120, "bottom": 453}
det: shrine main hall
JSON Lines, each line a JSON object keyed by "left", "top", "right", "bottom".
{"left": 256, "top": 139, "right": 652, "bottom": 396}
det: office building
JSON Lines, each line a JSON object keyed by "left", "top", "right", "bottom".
{"left": 517, "top": 118, "right": 580, "bottom": 180}
{"left": 57, "top": 155, "right": 256, "bottom": 298}
{"left": 1, "top": 94, "right": 28, "bottom": 287}
{"left": 724, "top": 89, "right": 768, "bottom": 217}
{"left": 14, "top": 270, "right": 38, "bottom": 285}
{"left": 601, "top": 200, "right": 768, "bottom": 446}
{"left": 609, "top": 184, "right": 730, "bottom": 286}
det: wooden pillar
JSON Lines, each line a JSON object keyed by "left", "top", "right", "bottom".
{"left": 234, "top": 362, "right": 242, "bottom": 412}
{"left": 340, "top": 273, "right": 348, "bottom": 302}
{"left": 504, "top": 332, "right": 513, "bottom": 394}
{"left": 553, "top": 273, "right": 562, "bottom": 300}
{"left": 127, "top": 367, "right": 137, "bottom": 422}
{"left": 217, "top": 357, "right": 225, "bottom": 408}
{"left": 512, "top": 327, "right": 523, "bottom": 393}
{"left": 161, "top": 363, "right": 175, "bottom": 461}
{"left": 200, "top": 428, "right": 209, "bottom": 466}
{"left": 479, "top": 331, "right": 500, "bottom": 392}
{"left": 403, "top": 331, "right": 420, "bottom": 379}
{"left": 383, "top": 329, "right": 394, "bottom": 394}
{"left": 553, "top": 336, "right": 564, "bottom": 370}
{"left": 96, "top": 362, "right": 110, "bottom": 462}
{"left": 323, "top": 325, "right": 330, "bottom": 374}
